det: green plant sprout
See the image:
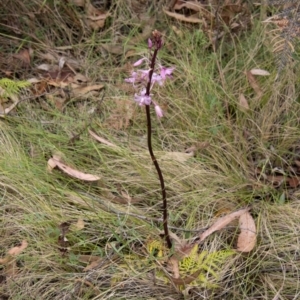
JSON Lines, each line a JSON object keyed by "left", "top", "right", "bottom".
{"left": 0, "top": 78, "right": 30, "bottom": 99}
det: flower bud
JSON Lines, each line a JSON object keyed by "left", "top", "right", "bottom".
{"left": 155, "top": 105, "right": 164, "bottom": 118}
{"left": 133, "top": 58, "right": 146, "bottom": 67}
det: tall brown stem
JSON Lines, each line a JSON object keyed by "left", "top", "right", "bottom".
{"left": 144, "top": 41, "right": 172, "bottom": 249}
{"left": 145, "top": 105, "right": 172, "bottom": 249}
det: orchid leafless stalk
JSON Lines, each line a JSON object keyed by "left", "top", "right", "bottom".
{"left": 125, "top": 30, "right": 174, "bottom": 249}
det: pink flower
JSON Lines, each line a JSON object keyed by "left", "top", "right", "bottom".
{"left": 160, "top": 67, "right": 174, "bottom": 80}
{"left": 139, "top": 69, "right": 151, "bottom": 80}
{"left": 125, "top": 64, "right": 174, "bottom": 88}
{"left": 150, "top": 67, "right": 175, "bottom": 86}
{"left": 133, "top": 58, "right": 147, "bottom": 67}
{"left": 125, "top": 71, "right": 138, "bottom": 84}
{"left": 134, "top": 88, "right": 152, "bottom": 106}
{"left": 154, "top": 104, "right": 164, "bottom": 118}
{"left": 151, "top": 67, "right": 174, "bottom": 86}
{"left": 148, "top": 38, "right": 153, "bottom": 49}
{"left": 125, "top": 69, "right": 151, "bottom": 85}
{"left": 152, "top": 72, "right": 163, "bottom": 86}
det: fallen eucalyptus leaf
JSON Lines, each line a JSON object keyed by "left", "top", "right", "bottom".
{"left": 198, "top": 208, "right": 249, "bottom": 242}
{"left": 250, "top": 69, "right": 270, "bottom": 76}
{"left": 74, "top": 218, "right": 85, "bottom": 230}
{"left": 237, "top": 211, "right": 256, "bottom": 252}
{"left": 245, "top": 71, "right": 263, "bottom": 98}
{"left": 163, "top": 8, "right": 204, "bottom": 23}
{"left": 239, "top": 93, "right": 249, "bottom": 111}
{"left": 8, "top": 240, "right": 28, "bottom": 256}
{"left": 47, "top": 157, "right": 101, "bottom": 181}
{"left": 73, "top": 84, "right": 104, "bottom": 96}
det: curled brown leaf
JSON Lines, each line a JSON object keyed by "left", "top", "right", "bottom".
{"left": 239, "top": 93, "right": 249, "bottom": 111}
{"left": 198, "top": 208, "right": 249, "bottom": 242}
{"left": 47, "top": 157, "right": 101, "bottom": 181}
{"left": 237, "top": 211, "right": 256, "bottom": 252}
{"left": 8, "top": 240, "right": 28, "bottom": 256}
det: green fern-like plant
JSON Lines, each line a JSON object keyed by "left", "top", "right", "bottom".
{"left": 146, "top": 240, "right": 235, "bottom": 287}
{"left": 111, "top": 240, "right": 235, "bottom": 289}
{"left": 0, "top": 78, "right": 31, "bottom": 100}
{"left": 178, "top": 244, "right": 235, "bottom": 287}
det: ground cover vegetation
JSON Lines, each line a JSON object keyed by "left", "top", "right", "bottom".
{"left": 1, "top": 0, "right": 300, "bottom": 299}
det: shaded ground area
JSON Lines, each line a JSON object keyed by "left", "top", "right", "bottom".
{"left": 1, "top": 1, "right": 300, "bottom": 299}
